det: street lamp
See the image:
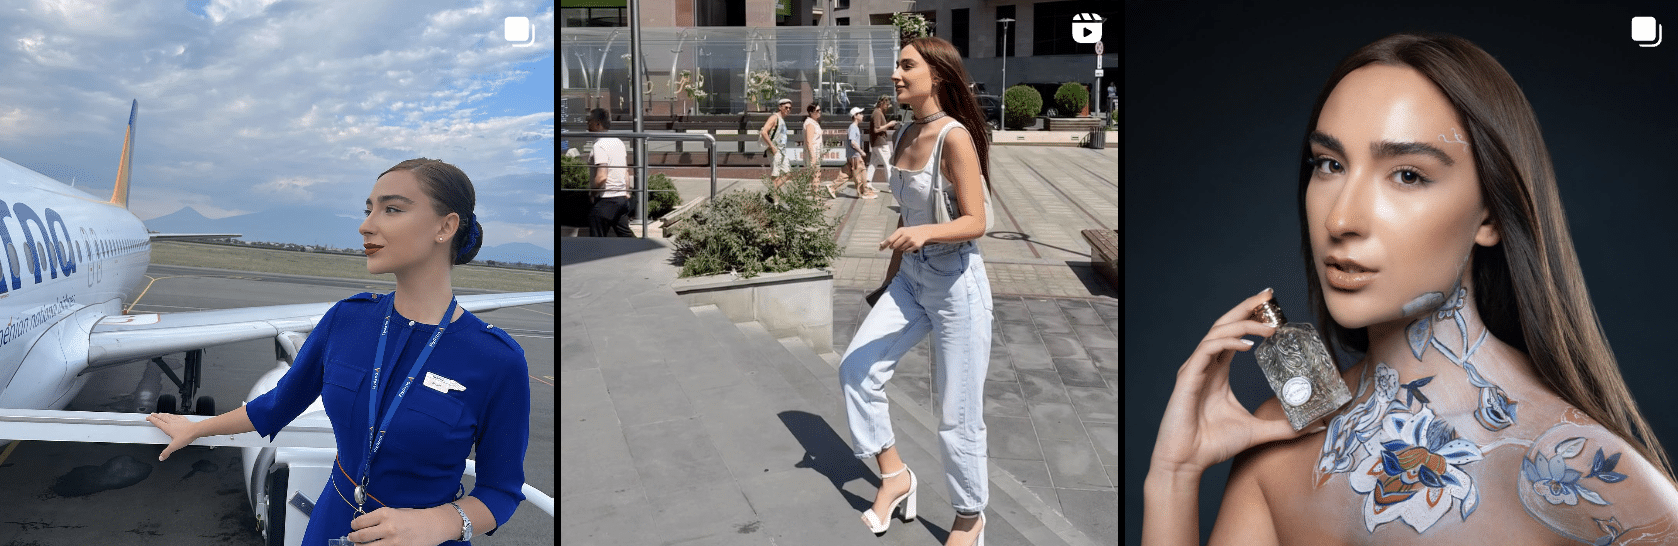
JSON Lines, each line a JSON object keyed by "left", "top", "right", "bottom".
{"left": 998, "top": 17, "right": 1013, "bottom": 132}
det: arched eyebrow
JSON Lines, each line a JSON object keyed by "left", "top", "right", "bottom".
{"left": 1309, "top": 130, "right": 1455, "bottom": 167}
{"left": 366, "top": 195, "right": 416, "bottom": 206}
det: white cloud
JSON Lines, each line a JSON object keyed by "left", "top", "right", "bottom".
{"left": 0, "top": 1, "right": 554, "bottom": 248}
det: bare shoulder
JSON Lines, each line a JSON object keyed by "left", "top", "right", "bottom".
{"left": 1515, "top": 406, "right": 1678, "bottom": 544}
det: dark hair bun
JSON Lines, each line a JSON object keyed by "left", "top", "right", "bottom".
{"left": 454, "top": 213, "right": 482, "bottom": 265}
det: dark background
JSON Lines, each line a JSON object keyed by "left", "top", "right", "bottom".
{"left": 1124, "top": 2, "right": 1678, "bottom": 544}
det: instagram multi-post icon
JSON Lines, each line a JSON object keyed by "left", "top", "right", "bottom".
{"left": 1632, "top": 17, "right": 1662, "bottom": 47}
{"left": 1073, "top": 13, "right": 1104, "bottom": 44}
{"left": 505, "top": 16, "right": 536, "bottom": 47}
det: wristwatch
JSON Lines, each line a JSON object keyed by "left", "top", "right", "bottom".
{"left": 448, "top": 501, "right": 473, "bottom": 541}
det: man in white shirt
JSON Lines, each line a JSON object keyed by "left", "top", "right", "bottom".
{"left": 587, "top": 108, "right": 634, "bottom": 237}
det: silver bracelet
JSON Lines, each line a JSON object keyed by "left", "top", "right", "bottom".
{"left": 447, "top": 501, "right": 473, "bottom": 542}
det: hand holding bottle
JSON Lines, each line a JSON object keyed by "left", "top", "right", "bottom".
{"left": 1150, "top": 288, "right": 1320, "bottom": 477}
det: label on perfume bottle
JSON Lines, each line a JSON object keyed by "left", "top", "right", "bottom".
{"left": 1254, "top": 322, "right": 1354, "bottom": 430}
{"left": 1282, "top": 376, "right": 1312, "bottom": 406}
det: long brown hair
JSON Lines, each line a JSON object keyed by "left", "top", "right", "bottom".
{"left": 1296, "top": 32, "right": 1676, "bottom": 487}
{"left": 902, "top": 36, "right": 991, "bottom": 187}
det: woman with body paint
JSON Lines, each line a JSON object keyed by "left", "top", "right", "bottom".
{"left": 1144, "top": 33, "right": 1678, "bottom": 545}
{"left": 148, "top": 159, "right": 530, "bottom": 546}
{"left": 839, "top": 36, "right": 994, "bottom": 546}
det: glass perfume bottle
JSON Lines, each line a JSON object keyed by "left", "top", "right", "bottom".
{"left": 1250, "top": 296, "right": 1352, "bottom": 430}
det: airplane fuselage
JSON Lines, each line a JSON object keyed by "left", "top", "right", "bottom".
{"left": 0, "top": 156, "right": 150, "bottom": 409}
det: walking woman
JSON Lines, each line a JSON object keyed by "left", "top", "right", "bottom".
{"left": 803, "top": 102, "right": 828, "bottom": 190}
{"left": 148, "top": 158, "right": 531, "bottom": 546}
{"left": 839, "top": 36, "right": 994, "bottom": 546}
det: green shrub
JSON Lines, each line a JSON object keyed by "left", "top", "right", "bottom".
{"left": 559, "top": 154, "right": 591, "bottom": 227}
{"left": 670, "top": 168, "right": 842, "bottom": 279}
{"left": 646, "top": 173, "right": 681, "bottom": 219}
{"left": 1003, "top": 85, "right": 1041, "bottom": 129}
{"left": 1054, "top": 82, "right": 1088, "bottom": 116}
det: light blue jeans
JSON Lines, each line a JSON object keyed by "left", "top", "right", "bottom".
{"left": 840, "top": 240, "right": 994, "bottom": 513}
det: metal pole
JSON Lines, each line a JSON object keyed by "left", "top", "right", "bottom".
{"left": 630, "top": 0, "right": 648, "bottom": 237}
{"left": 998, "top": 18, "right": 1012, "bottom": 132}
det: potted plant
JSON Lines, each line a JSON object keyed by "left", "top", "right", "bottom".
{"left": 668, "top": 168, "right": 842, "bottom": 351}
{"left": 744, "top": 69, "right": 786, "bottom": 112}
{"left": 891, "top": 12, "right": 930, "bottom": 43}
{"left": 674, "top": 70, "right": 708, "bottom": 115}
{"left": 1004, "top": 85, "right": 1042, "bottom": 129}
{"left": 1054, "top": 82, "right": 1089, "bottom": 118}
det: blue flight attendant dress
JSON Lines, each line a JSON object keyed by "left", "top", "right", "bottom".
{"left": 245, "top": 291, "right": 531, "bottom": 545}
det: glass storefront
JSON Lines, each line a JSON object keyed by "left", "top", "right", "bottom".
{"left": 561, "top": 26, "right": 899, "bottom": 119}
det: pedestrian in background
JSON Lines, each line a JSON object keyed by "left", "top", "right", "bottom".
{"left": 803, "top": 102, "right": 828, "bottom": 191}
{"left": 866, "top": 95, "right": 901, "bottom": 190}
{"left": 586, "top": 108, "right": 633, "bottom": 237}
{"left": 1107, "top": 82, "right": 1118, "bottom": 117}
{"left": 828, "top": 107, "right": 878, "bottom": 199}
{"left": 759, "top": 98, "right": 794, "bottom": 189}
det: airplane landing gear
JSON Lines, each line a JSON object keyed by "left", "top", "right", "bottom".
{"left": 150, "top": 349, "right": 216, "bottom": 416}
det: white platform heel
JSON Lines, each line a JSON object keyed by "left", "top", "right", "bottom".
{"left": 953, "top": 511, "right": 985, "bottom": 546}
{"left": 861, "top": 466, "right": 916, "bottom": 533}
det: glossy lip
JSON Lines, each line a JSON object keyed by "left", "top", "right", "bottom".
{"left": 1324, "top": 255, "right": 1378, "bottom": 273}
{"left": 1324, "top": 263, "right": 1377, "bottom": 291}
{"left": 364, "top": 243, "right": 383, "bottom": 257}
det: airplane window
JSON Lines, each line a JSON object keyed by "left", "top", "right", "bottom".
{"left": 6, "top": 244, "right": 15, "bottom": 277}
{"left": 38, "top": 242, "right": 47, "bottom": 268}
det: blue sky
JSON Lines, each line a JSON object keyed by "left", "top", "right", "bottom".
{"left": 0, "top": 0, "right": 555, "bottom": 250}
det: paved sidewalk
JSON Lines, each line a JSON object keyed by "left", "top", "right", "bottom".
{"left": 561, "top": 145, "right": 1117, "bottom": 545}
{"left": 831, "top": 287, "right": 1119, "bottom": 544}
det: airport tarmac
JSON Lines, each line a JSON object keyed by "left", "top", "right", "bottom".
{"left": 0, "top": 264, "right": 555, "bottom": 545}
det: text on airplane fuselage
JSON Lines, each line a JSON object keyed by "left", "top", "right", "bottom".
{"left": 0, "top": 198, "right": 138, "bottom": 293}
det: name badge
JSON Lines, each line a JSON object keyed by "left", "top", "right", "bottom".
{"left": 424, "top": 372, "right": 465, "bottom": 393}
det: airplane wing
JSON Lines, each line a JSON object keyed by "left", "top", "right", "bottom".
{"left": 84, "top": 291, "right": 553, "bottom": 370}
{"left": 149, "top": 233, "right": 244, "bottom": 241}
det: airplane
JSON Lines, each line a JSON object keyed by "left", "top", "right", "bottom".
{"left": 0, "top": 100, "right": 555, "bottom": 545}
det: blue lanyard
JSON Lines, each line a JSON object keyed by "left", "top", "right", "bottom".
{"left": 356, "top": 292, "right": 458, "bottom": 508}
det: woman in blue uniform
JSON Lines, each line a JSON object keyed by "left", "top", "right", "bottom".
{"left": 147, "top": 158, "right": 531, "bottom": 546}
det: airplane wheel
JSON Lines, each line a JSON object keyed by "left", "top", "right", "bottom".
{"left": 195, "top": 396, "right": 216, "bottom": 416}
{"left": 157, "top": 395, "right": 177, "bottom": 415}
{"left": 265, "top": 466, "right": 289, "bottom": 546}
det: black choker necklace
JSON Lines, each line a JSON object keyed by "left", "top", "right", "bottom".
{"left": 913, "top": 111, "right": 949, "bottom": 124}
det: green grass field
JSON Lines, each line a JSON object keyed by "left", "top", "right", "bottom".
{"left": 147, "top": 241, "right": 553, "bottom": 293}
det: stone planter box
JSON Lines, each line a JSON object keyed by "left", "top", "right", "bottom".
{"left": 670, "top": 267, "right": 833, "bottom": 353}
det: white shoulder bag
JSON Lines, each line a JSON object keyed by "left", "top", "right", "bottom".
{"left": 893, "top": 120, "right": 994, "bottom": 231}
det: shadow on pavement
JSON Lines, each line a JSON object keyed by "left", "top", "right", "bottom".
{"left": 559, "top": 236, "right": 668, "bottom": 268}
{"left": 778, "top": 409, "right": 962, "bottom": 543}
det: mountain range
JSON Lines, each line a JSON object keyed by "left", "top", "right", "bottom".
{"left": 143, "top": 207, "right": 554, "bottom": 266}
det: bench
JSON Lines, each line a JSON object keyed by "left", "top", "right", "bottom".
{"left": 1082, "top": 229, "right": 1118, "bottom": 289}
{"left": 1045, "top": 117, "right": 1105, "bottom": 132}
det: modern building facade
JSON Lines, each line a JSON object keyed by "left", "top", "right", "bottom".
{"left": 562, "top": 0, "right": 1116, "bottom": 115}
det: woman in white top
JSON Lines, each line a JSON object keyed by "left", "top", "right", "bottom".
{"left": 838, "top": 36, "right": 994, "bottom": 546}
{"left": 803, "top": 102, "right": 827, "bottom": 190}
